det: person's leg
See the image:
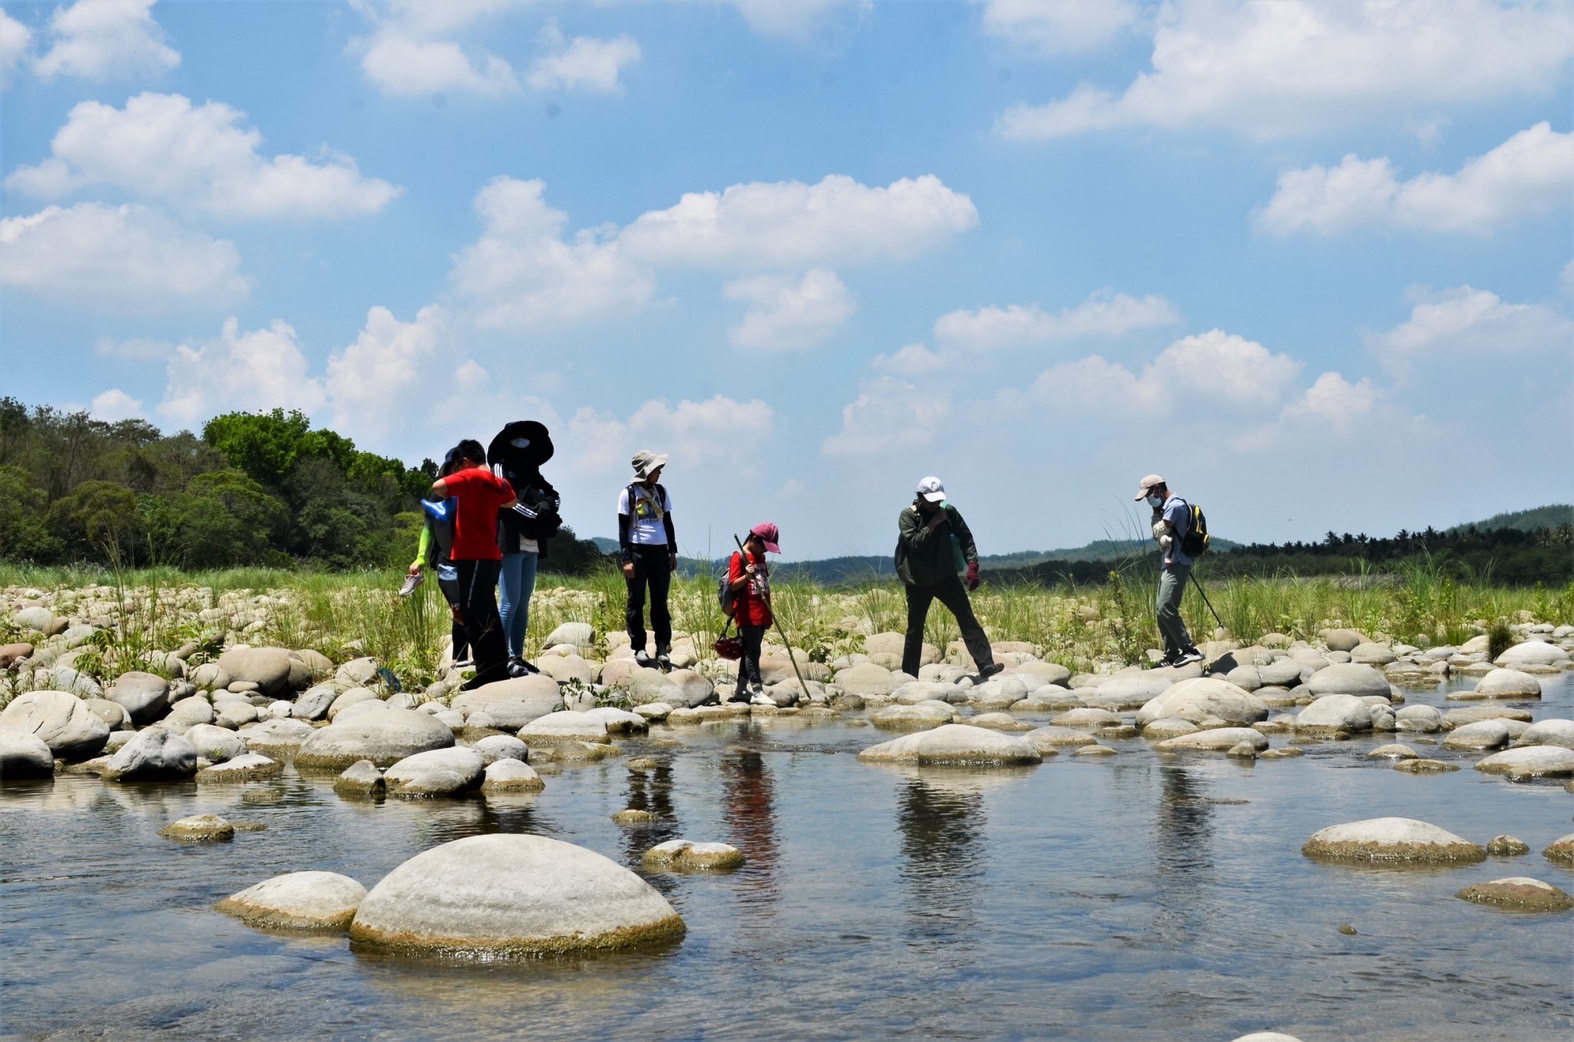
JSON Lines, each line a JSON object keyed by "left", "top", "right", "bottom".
{"left": 901, "top": 583, "right": 935, "bottom": 677}
{"left": 737, "top": 624, "right": 765, "bottom": 697}
{"left": 934, "top": 575, "right": 996, "bottom": 672}
{"left": 625, "top": 551, "right": 649, "bottom": 657}
{"left": 515, "top": 550, "right": 538, "bottom": 653}
{"left": 459, "top": 559, "right": 508, "bottom": 687}
{"left": 647, "top": 546, "right": 673, "bottom": 656}
{"left": 497, "top": 551, "right": 525, "bottom": 657}
{"left": 437, "top": 574, "right": 468, "bottom": 661}
{"left": 1155, "top": 564, "right": 1193, "bottom": 657}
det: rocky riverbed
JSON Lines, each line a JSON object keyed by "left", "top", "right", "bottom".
{"left": 1, "top": 585, "right": 1570, "bottom": 1041}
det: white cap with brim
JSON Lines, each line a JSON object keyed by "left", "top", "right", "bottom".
{"left": 1135, "top": 474, "right": 1165, "bottom": 500}
{"left": 916, "top": 475, "right": 946, "bottom": 503}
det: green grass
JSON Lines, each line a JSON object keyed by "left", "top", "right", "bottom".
{"left": 1, "top": 561, "right": 1567, "bottom": 700}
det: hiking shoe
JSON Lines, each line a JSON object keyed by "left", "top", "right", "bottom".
{"left": 1177, "top": 648, "right": 1205, "bottom": 665}
{"left": 750, "top": 690, "right": 777, "bottom": 707}
{"left": 634, "top": 650, "right": 653, "bottom": 668}
{"left": 655, "top": 651, "right": 671, "bottom": 671}
{"left": 506, "top": 656, "right": 539, "bottom": 678}
{"left": 979, "top": 662, "right": 1004, "bottom": 679}
{"left": 397, "top": 573, "right": 424, "bottom": 597}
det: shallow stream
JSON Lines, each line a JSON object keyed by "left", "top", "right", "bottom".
{"left": 3, "top": 673, "right": 1571, "bottom": 1042}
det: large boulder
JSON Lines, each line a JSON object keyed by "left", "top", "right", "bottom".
{"left": 1514, "top": 719, "right": 1574, "bottom": 749}
{"left": 1305, "top": 663, "right": 1392, "bottom": 699}
{"left": 1086, "top": 673, "right": 1172, "bottom": 711}
{"left": 102, "top": 728, "right": 198, "bottom": 782}
{"left": 294, "top": 707, "right": 454, "bottom": 770}
{"left": 348, "top": 834, "right": 685, "bottom": 956}
{"left": 870, "top": 702, "right": 956, "bottom": 731}
{"left": 1471, "top": 669, "right": 1543, "bottom": 700}
{"left": 184, "top": 724, "right": 248, "bottom": 763}
{"left": 0, "top": 728, "right": 56, "bottom": 778}
{"left": 1302, "top": 817, "right": 1485, "bottom": 864}
{"left": 516, "top": 710, "right": 615, "bottom": 745}
{"left": 857, "top": 723, "right": 1041, "bottom": 766}
{"left": 1474, "top": 746, "right": 1574, "bottom": 780}
{"left": 1494, "top": 640, "right": 1570, "bottom": 671}
{"left": 1153, "top": 727, "right": 1269, "bottom": 754}
{"left": 217, "top": 871, "right": 368, "bottom": 931}
{"left": 1294, "top": 694, "right": 1376, "bottom": 736}
{"left": 0, "top": 690, "right": 109, "bottom": 759}
{"left": 383, "top": 746, "right": 485, "bottom": 798}
{"left": 1135, "top": 677, "right": 1267, "bottom": 729}
{"left": 450, "top": 676, "right": 562, "bottom": 725}
{"left": 197, "top": 753, "right": 283, "bottom": 783}
{"left": 835, "top": 661, "right": 903, "bottom": 697}
{"left": 239, "top": 718, "right": 315, "bottom": 758}
{"left": 106, "top": 672, "right": 171, "bottom": 724}
{"left": 216, "top": 647, "right": 295, "bottom": 696}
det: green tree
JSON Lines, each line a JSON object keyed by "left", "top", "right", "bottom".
{"left": 46, "top": 480, "right": 146, "bottom": 565}
{"left": 0, "top": 464, "right": 59, "bottom": 561}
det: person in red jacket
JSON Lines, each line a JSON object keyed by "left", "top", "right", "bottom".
{"left": 726, "top": 522, "right": 780, "bottom": 706}
{"left": 430, "top": 439, "right": 516, "bottom": 689}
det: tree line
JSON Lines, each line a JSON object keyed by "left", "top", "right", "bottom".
{"left": 1004, "top": 513, "right": 1574, "bottom": 589}
{"left": 0, "top": 399, "right": 608, "bottom": 573}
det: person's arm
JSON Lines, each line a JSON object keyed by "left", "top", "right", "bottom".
{"left": 410, "top": 522, "right": 432, "bottom": 575}
{"left": 899, "top": 504, "right": 944, "bottom": 551}
{"left": 729, "top": 550, "right": 751, "bottom": 590}
{"left": 661, "top": 486, "right": 677, "bottom": 571}
{"left": 947, "top": 506, "right": 979, "bottom": 565}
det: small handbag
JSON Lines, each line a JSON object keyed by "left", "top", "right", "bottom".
{"left": 712, "top": 618, "right": 743, "bottom": 660}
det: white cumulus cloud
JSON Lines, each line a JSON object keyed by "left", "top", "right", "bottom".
{"left": 1282, "top": 372, "right": 1381, "bottom": 432}
{"left": 821, "top": 377, "right": 951, "bottom": 458}
{"left": 933, "top": 291, "right": 1181, "bottom": 351}
{"left": 726, "top": 0, "right": 870, "bottom": 42}
{"left": 5, "top": 93, "right": 401, "bottom": 220}
{"left": 350, "top": 0, "right": 525, "bottom": 97}
{"left": 527, "top": 22, "right": 640, "bottom": 93}
{"left": 0, "top": 203, "right": 249, "bottom": 311}
{"left": 0, "top": 9, "right": 31, "bottom": 86}
{"left": 323, "top": 305, "right": 450, "bottom": 439}
{"left": 1256, "top": 123, "right": 1574, "bottom": 235}
{"left": 978, "top": 0, "right": 1142, "bottom": 54}
{"left": 89, "top": 389, "right": 146, "bottom": 423}
{"left": 451, "top": 177, "right": 656, "bottom": 330}
{"left": 995, "top": 0, "right": 1574, "bottom": 140}
{"left": 1369, "top": 285, "right": 1574, "bottom": 379}
{"left": 158, "top": 318, "right": 328, "bottom": 428}
{"left": 619, "top": 174, "right": 978, "bottom": 270}
{"left": 725, "top": 269, "right": 856, "bottom": 350}
{"left": 34, "top": 0, "right": 179, "bottom": 82}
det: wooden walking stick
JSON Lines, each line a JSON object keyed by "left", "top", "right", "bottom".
{"left": 734, "top": 533, "right": 811, "bottom": 704}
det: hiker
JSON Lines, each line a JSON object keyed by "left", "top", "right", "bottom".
{"left": 895, "top": 476, "right": 1002, "bottom": 680}
{"left": 403, "top": 448, "right": 470, "bottom": 667}
{"left": 487, "top": 420, "right": 560, "bottom": 677}
{"left": 618, "top": 450, "right": 677, "bottom": 668}
{"left": 727, "top": 522, "right": 781, "bottom": 706}
{"left": 1136, "top": 473, "right": 1204, "bottom": 666}
{"left": 431, "top": 439, "right": 516, "bottom": 689}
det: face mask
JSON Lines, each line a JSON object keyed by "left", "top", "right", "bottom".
{"left": 1146, "top": 493, "right": 1164, "bottom": 509}
{"left": 511, "top": 438, "right": 531, "bottom": 448}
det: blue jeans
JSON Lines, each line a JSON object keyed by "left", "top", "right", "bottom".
{"left": 498, "top": 550, "right": 539, "bottom": 658}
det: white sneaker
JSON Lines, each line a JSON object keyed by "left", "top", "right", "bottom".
{"left": 1177, "top": 648, "right": 1205, "bottom": 665}
{"left": 634, "top": 650, "right": 653, "bottom": 668}
{"left": 398, "top": 573, "right": 425, "bottom": 597}
{"left": 750, "top": 691, "right": 776, "bottom": 707}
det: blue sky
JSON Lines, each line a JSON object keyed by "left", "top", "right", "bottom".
{"left": 1, "top": 0, "right": 1570, "bottom": 561}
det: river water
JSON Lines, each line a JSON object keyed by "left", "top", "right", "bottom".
{"left": 2, "top": 673, "right": 1570, "bottom": 1042}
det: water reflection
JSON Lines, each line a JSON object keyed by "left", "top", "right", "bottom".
{"left": 619, "top": 757, "right": 681, "bottom": 866}
{"left": 895, "top": 772, "right": 988, "bottom": 944}
{"left": 720, "top": 744, "right": 780, "bottom": 916}
{"left": 1152, "top": 765, "right": 1216, "bottom": 947}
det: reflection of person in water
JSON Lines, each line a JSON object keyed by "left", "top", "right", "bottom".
{"left": 721, "top": 746, "right": 779, "bottom": 877}
{"left": 895, "top": 776, "right": 985, "bottom": 941}
{"left": 1152, "top": 765, "right": 1216, "bottom": 945}
{"left": 621, "top": 758, "right": 681, "bottom": 867}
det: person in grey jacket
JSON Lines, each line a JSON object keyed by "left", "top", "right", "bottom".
{"left": 895, "top": 476, "right": 1002, "bottom": 680}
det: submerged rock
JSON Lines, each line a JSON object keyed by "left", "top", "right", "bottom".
{"left": 348, "top": 834, "right": 685, "bottom": 957}
{"left": 1454, "top": 877, "right": 1574, "bottom": 912}
{"left": 160, "top": 814, "right": 235, "bottom": 842}
{"left": 858, "top": 723, "right": 1041, "bottom": 766}
{"left": 642, "top": 839, "right": 745, "bottom": 871}
{"left": 196, "top": 753, "right": 282, "bottom": 783}
{"left": 217, "top": 871, "right": 367, "bottom": 931}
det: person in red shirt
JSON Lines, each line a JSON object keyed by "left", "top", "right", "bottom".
{"left": 726, "top": 522, "right": 780, "bottom": 706}
{"left": 431, "top": 439, "right": 516, "bottom": 689}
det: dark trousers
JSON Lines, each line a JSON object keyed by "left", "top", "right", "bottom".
{"left": 455, "top": 558, "right": 507, "bottom": 685}
{"left": 625, "top": 544, "right": 673, "bottom": 654}
{"left": 733, "top": 624, "right": 766, "bottom": 696}
{"left": 437, "top": 575, "right": 468, "bottom": 661}
{"left": 902, "top": 575, "right": 995, "bottom": 677}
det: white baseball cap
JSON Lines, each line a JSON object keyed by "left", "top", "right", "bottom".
{"left": 916, "top": 476, "right": 946, "bottom": 503}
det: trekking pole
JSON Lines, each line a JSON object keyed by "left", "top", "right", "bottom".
{"left": 734, "top": 533, "right": 812, "bottom": 704}
{"left": 1189, "top": 568, "right": 1224, "bottom": 630}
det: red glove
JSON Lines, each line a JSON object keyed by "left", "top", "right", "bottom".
{"left": 965, "top": 561, "right": 980, "bottom": 591}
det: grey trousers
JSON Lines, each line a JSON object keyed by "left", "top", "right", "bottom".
{"left": 1156, "top": 563, "right": 1195, "bottom": 655}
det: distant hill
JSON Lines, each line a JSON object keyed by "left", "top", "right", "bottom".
{"left": 1448, "top": 504, "right": 1573, "bottom": 534}
{"left": 593, "top": 504, "right": 1569, "bottom": 587}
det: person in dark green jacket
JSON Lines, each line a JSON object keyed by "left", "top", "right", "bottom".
{"left": 896, "top": 476, "right": 1002, "bottom": 680}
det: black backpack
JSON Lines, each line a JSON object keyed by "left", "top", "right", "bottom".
{"left": 1179, "top": 500, "right": 1210, "bottom": 557}
{"left": 717, "top": 551, "right": 741, "bottom": 615}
